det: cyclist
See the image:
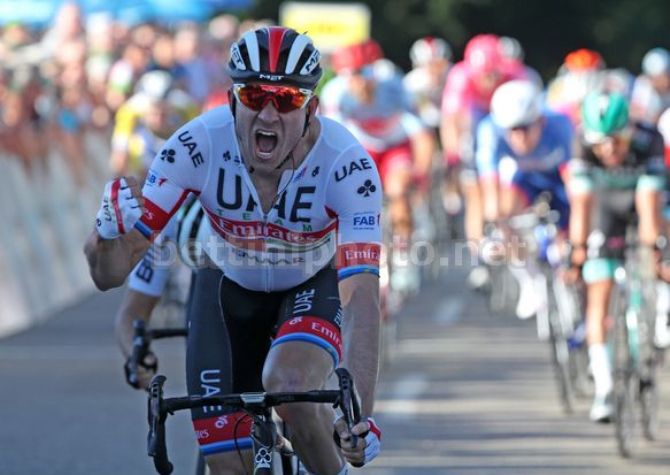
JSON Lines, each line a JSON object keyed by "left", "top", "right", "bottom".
{"left": 546, "top": 48, "right": 633, "bottom": 127}
{"left": 440, "top": 33, "right": 529, "bottom": 288}
{"left": 653, "top": 106, "right": 670, "bottom": 348}
{"left": 85, "top": 27, "right": 381, "bottom": 475}
{"left": 566, "top": 92, "right": 666, "bottom": 422}
{"left": 477, "top": 80, "right": 573, "bottom": 319}
{"left": 630, "top": 47, "right": 670, "bottom": 126}
{"left": 322, "top": 39, "right": 435, "bottom": 293}
{"left": 404, "top": 36, "right": 452, "bottom": 130}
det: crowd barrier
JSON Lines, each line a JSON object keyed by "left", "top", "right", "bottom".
{"left": 0, "top": 133, "right": 111, "bottom": 338}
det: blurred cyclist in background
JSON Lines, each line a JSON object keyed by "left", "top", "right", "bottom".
{"left": 567, "top": 92, "right": 666, "bottom": 422}
{"left": 404, "top": 36, "right": 452, "bottom": 131}
{"left": 546, "top": 48, "right": 606, "bottom": 126}
{"left": 322, "top": 39, "right": 435, "bottom": 293}
{"left": 546, "top": 48, "right": 633, "bottom": 127}
{"left": 477, "top": 80, "right": 573, "bottom": 319}
{"left": 499, "top": 36, "right": 543, "bottom": 87}
{"left": 440, "top": 33, "right": 529, "bottom": 288}
{"left": 630, "top": 47, "right": 670, "bottom": 126}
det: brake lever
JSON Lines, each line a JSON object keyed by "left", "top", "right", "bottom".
{"left": 147, "top": 375, "right": 173, "bottom": 475}
{"left": 335, "top": 368, "right": 362, "bottom": 459}
{"left": 127, "top": 319, "right": 150, "bottom": 388}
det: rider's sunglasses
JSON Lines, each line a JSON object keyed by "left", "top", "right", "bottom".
{"left": 233, "top": 83, "right": 313, "bottom": 113}
{"left": 509, "top": 122, "right": 535, "bottom": 133}
{"left": 585, "top": 129, "right": 631, "bottom": 146}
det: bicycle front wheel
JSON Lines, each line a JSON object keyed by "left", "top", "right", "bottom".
{"left": 612, "top": 285, "right": 637, "bottom": 458}
{"left": 548, "top": 275, "right": 575, "bottom": 414}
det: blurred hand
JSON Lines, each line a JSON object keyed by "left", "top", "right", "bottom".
{"left": 334, "top": 416, "right": 381, "bottom": 467}
{"left": 95, "top": 177, "right": 144, "bottom": 239}
{"left": 124, "top": 351, "right": 158, "bottom": 390}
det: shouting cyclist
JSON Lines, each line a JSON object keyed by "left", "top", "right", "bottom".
{"left": 85, "top": 27, "right": 382, "bottom": 475}
{"left": 567, "top": 92, "right": 666, "bottom": 422}
{"left": 477, "top": 80, "right": 573, "bottom": 319}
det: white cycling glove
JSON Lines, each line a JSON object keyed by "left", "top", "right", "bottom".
{"left": 95, "top": 178, "right": 143, "bottom": 240}
{"left": 361, "top": 417, "right": 382, "bottom": 465}
{"left": 334, "top": 416, "right": 382, "bottom": 467}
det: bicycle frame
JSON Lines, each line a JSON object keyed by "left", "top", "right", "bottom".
{"left": 611, "top": 237, "right": 659, "bottom": 457}
{"left": 147, "top": 368, "right": 361, "bottom": 475}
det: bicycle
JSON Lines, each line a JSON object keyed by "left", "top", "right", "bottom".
{"left": 126, "top": 319, "right": 214, "bottom": 474}
{"left": 482, "top": 222, "right": 518, "bottom": 316}
{"left": 147, "top": 368, "right": 362, "bottom": 475}
{"left": 507, "top": 197, "right": 589, "bottom": 414}
{"left": 609, "top": 227, "right": 664, "bottom": 458}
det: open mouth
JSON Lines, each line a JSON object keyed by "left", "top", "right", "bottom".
{"left": 255, "top": 130, "right": 278, "bottom": 158}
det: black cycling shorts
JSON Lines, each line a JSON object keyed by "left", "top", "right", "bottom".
{"left": 186, "top": 264, "right": 342, "bottom": 456}
{"left": 587, "top": 188, "right": 636, "bottom": 260}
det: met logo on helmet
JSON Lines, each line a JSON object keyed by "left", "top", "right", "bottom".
{"left": 259, "top": 73, "right": 286, "bottom": 81}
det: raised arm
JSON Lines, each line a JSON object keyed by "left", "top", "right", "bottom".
{"left": 84, "top": 176, "right": 151, "bottom": 290}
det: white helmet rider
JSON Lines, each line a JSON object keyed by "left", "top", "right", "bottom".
{"left": 490, "top": 79, "right": 543, "bottom": 129}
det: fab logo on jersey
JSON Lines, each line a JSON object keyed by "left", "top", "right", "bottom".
{"left": 352, "top": 212, "right": 379, "bottom": 230}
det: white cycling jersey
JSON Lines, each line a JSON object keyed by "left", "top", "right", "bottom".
{"left": 135, "top": 106, "right": 382, "bottom": 292}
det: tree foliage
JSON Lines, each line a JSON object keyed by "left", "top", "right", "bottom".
{"left": 247, "top": 0, "right": 670, "bottom": 79}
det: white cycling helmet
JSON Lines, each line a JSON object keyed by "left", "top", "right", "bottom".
{"left": 642, "top": 47, "right": 670, "bottom": 77}
{"left": 499, "top": 36, "right": 524, "bottom": 61}
{"left": 490, "top": 80, "right": 543, "bottom": 129}
{"left": 410, "top": 37, "right": 452, "bottom": 68}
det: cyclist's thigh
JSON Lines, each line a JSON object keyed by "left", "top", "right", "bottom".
{"left": 584, "top": 189, "right": 633, "bottom": 283}
{"left": 186, "top": 268, "right": 251, "bottom": 466}
{"left": 187, "top": 268, "right": 281, "bottom": 464}
{"left": 372, "top": 143, "right": 413, "bottom": 198}
{"left": 265, "top": 264, "right": 343, "bottom": 381}
{"left": 589, "top": 188, "right": 635, "bottom": 255}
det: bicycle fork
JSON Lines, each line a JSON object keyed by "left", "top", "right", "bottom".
{"left": 251, "top": 411, "right": 277, "bottom": 475}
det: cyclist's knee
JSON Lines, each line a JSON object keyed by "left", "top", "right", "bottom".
{"left": 262, "top": 343, "right": 332, "bottom": 394}
{"left": 383, "top": 169, "right": 412, "bottom": 197}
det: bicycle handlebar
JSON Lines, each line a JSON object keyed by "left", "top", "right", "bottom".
{"left": 147, "top": 368, "right": 361, "bottom": 475}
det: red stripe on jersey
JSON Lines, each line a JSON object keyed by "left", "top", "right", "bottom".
{"left": 337, "top": 243, "right": 381, "bottom": 269}
{"left": 111, "top": 179, "right": 125, "bottom": 234}
{"left": 276, "top": 316, "right": 343, "bottom": 361}
{"left": 140, "top": 190, "right": 190, "bottom": 236}
{"left": 193, "top": 411, "right": 252, "bottom": 445}
{"left": 267, "top": 27, "right": 287, "bottom": 73}
{"left": 324, "top": 205, "right": 338, "bottom": 219}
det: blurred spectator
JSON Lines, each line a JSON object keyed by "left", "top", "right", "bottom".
{"left": 106, "top": 42, "right": 151, "bottom": 111}
{"left": 0, "top": 7, "right": 269, "bottom": 187}
{"left": 174, "top": 24, "right": 209, "bottom": 105}
{"left": 202, "top": 15, "right": 239, "bottom": 110}
{"left": 55, "top": 83, "right": 91, "bottom": 187}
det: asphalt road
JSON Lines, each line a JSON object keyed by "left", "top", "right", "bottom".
{"left": 1, "top": 260, "right": 669, "bottom": 475}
